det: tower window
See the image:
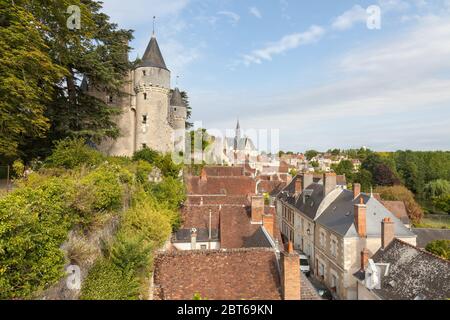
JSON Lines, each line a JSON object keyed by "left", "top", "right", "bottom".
{"left": 142, "top": 143, "right": 147, "bottom": 149}
{"left": 142, "top": 114, "right": 147, "bottom": 124}
{"left": 143, "top": 93, "right": 147, "bottom": 100}
{"left": 143, "top": 70, "right": 146, "bottom": 76}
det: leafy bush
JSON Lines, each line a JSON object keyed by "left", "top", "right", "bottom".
{"left": 425, "top": 240, "right": 450, "bottom": 260}
{"left": 132, "top": 147, "right": 159, "bottom": 164}
{"left": 110, "top": 231, "right": 153, "bottom": 275}
{"left": 132, "top": 147, "right": 182, "bottom": 178}
{"left": 45, "top": 138, "right": 103, "bottom": 169}
{"left": 81, "top": 165, "right": 125, "bottom": 212}
{"left": 0, "top": 177, "right": 77, "bottom": 299}
{"left": 148, "top": 176, "right": 186, "bottom": 212}
{"left": 375, "top": 185, "right": 424, "bottom": 223}
{"left": 134, "top": 160, "right": 154, "bottom": 184}
{"left": 80, "top": 260, "right": 140, "bottom": 300}
{"left": 121, "top": 196, "right": 174, "bottom": 248}
{"left": 432, "top": 195, "right": 450, "bottom": 214}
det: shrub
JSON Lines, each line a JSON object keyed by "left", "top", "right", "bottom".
{"left": 0, "top": 177, "right": 76, "bottom": 299}
{"left": 148, "top": 176, "right": 186, "bottom": 212}
{"left": 81, "top": 165, "right": 125, "bottom": 212}
{"left": 432, "top": 194, "right": 450, "bottom": 214}
{"left": 45, "top": 138, "right": 103, "bottom": 169}
{"left": 134, "top": 160, "right": 154, "bottom": 184}
{"left": 80, "top": 260, "right": 140, "bottom": 300}
{"left": 132, "top": 147, "right": 182, "bottom": 178}
{"left": 425, "top": 240, "right": 450, "bottom": 260}
{"left": 12, "top": 159, "right": 25, "bottom": 178}
{"left": 121, "top": 198, "right": 174, "bottom": 248}
{"left": 109, "top": 231, "right": 153, "bottom": 275}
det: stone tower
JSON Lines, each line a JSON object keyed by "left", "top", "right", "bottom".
{"left": 93, "top": 31, "right": 187, "bottom": 157}
{"left": 170, "top": 87, "right": 188, "bottom": 153}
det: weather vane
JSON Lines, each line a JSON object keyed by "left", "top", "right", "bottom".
{"left": 153, "top": 16, "right": 156, "bottom": 35}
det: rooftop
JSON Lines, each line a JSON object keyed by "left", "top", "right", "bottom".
{"left": 357, "top": 239, "right": 450, "bottom": 300}
{"left": 153, "top": 248, "right": 320, "bottom": 300}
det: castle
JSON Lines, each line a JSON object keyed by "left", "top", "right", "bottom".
{"left": 83, "top": 32, "right": 187, "bottom": 157}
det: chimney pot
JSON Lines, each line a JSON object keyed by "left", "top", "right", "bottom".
{"left": 324, "top": 172, "right": 337, "bottom": 196}
{"left": 381, "top": 217, "right": 395, "bottom": 249}
{"left": 303, "top": 173, "right": 313, "bottom": 189}
{"left": 294, "top": 178, "right": 303, "bottom": 195}
{"left": 282, "top": 246, "right": 301, "bottom": 300}
{"left": 354, "top": 198, "right": 367, "bottom": 238}
{"left": 190, "top": 228, "right": 197, "bottom": 250}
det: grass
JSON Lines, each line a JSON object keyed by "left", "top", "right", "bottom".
{"left": 414, "top": 214, "right": 450, "bottom": 229}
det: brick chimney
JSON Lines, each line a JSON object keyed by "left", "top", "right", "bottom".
{"left": 263, "top": 214, "right": 274, "bottom": 239}
{"left": 251, "top": 196, "right": 264, "bottom": 224}
{"left": 360, "top": 248, "right": 369, "bottom": 270}
{"left": 303, "top": 173, "right": 314, "bottom": 189}
{"left": 381, "top": 217, "right": 395, "bottom": 249}
{"left": 353, "top": 183, "right": 361, "bottom": 199}
{"left": 200, "top": 168, "right": 207, "bottom": 181}
{"left": 294, "top": 177, "right": 303, "bottom": 195}
{"left": 190, "top": 228, "right": 197, "bottom": 250}
{"left": 324, "top": 172, "right": 337, "bottom": 196}
{"left": 281, "top": 242, "right": 301, "bottom": 300}
{"left": 354, "top": 196, "right": 367, "bottom": 238}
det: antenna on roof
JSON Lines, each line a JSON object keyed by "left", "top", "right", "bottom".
{"left": 152, "top": 16, "right": 156, "bottom": 36}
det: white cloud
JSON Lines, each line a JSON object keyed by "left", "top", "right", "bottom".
{"left": 249, "top": 7, "right": 262, "bottom": 19}
{"left": 204, "top": 16, "right": 450, "bottom": 150}
{"left": 241, "top": 25, "right": 325, "bottom": 66}
{"left": 332, "top": 5, "right": 367, "bottom": 30}
{"left": 217, "top": 11, "right": 241, "bottom": 26}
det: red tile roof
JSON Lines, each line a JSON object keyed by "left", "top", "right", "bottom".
{"left": 153, "top": 249, "right": 282, "bottom": 300}
{"left": 186, "top": 176, "right": 256, "bottom": 196}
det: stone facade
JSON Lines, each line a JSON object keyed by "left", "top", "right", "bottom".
{"left": 89, "top": 34, "right": 187, "bottom": 157}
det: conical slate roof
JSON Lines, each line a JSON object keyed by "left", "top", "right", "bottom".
{"left": 171, "top": 87, "right": 185, "bottom": 107}
{"left": 139, "top": 35, "right": 168, "bottom": 70}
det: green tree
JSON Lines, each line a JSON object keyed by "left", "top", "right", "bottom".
{"left": 354, "top": 169, "right": 373, "bottom": 192}
{"left": 424, "top": 179, "right": 450, "bottom": 199}
{"left": 15, "top": 0, "right": 133, "bottom": 160}
{"left": 305, "top": 150, "right": 319, "bottom": 161}
{"left": 375, "top": 185, "right": 424, "bottom": 223}
{"left": 425, "top": 240, "right": 450, "bottom": 260}
{"left": 0, "top": 4, "right": 65, "bottom": 158}
{"left": 332, "top": 160, "right": 355, "bottom": 183}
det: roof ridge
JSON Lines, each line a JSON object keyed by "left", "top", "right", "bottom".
{"left": 392, "top": 238, "right": 450, "bottom": 264}
{"left": 156, "top": 247, "right": 276, "bottom": 258}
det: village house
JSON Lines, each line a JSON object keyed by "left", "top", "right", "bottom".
{"left": 313, "top": 186, "right": 416, "bottom": 300}
{"left": 354, "top": 235, "right": 450, "bottom": 300}
{"left": 276, "top": 174, "right": 417, "bottom": 300}
{"left": 276, "top": 173, "right": 347, "bottom": 262}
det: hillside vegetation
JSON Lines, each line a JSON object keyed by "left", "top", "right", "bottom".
{"left": 0, "top": 138, "right": 184, "bottom": 299}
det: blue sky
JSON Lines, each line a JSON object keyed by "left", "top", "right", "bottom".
{"left": 101, "top": 0, "right": 450, "bottom": 152}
